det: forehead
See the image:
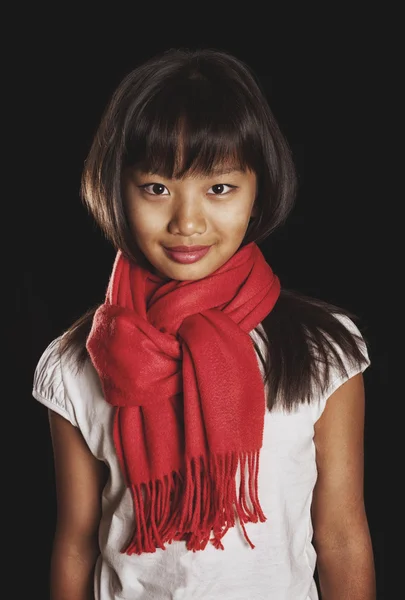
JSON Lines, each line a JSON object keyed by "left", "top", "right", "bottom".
{"left": 129, "top": 123, "right": 257, "bottom": 179}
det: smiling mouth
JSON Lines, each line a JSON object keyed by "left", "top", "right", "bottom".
{"left": 163, "top": 245, "right": 212, "bottom": 264}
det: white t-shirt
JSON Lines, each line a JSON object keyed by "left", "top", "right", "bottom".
{"left": 32, "top": 315, "right": 369, "bottom": 600}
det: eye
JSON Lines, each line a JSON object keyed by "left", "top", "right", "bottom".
{"left": 208, "top": 184, "right": 236, "bottom": 195}
{"left": 139, "top": 183, "right": 169, "bottom": 196}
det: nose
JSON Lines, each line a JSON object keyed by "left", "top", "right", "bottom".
{"left": 168, "top": 195, "right": 207, "bottom": 236}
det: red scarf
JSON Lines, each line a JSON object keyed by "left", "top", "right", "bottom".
{"left": 86, "top": 242, "right": 280, "bottom": 554}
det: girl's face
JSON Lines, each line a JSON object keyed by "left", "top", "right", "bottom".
{"left": 122, "top": 165, "right": 257, "bottom": 281}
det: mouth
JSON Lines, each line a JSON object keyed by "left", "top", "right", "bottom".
{"left": 163, "top": 245, "right": 212, "bottom": 264}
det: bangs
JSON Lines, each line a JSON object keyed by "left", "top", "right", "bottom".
{"left": 124, "top": 73, "right": 263, "bottom": 178}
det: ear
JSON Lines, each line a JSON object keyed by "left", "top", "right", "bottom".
{"left": 250, "top": 202, "right": 258, "bottom": 218}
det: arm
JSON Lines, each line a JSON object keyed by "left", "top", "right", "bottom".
{"left": 311, "top": 373, "right": 376, "bottom": 600}
{"left": 48, "top": 410, "right": 108, "bottom": 600}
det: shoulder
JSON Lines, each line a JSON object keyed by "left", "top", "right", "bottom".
{"left": 32, "top": 335, "right": 89, "bottom": 427}
{"left": 257, "top": 289, "right": 371, "bottom": 411}
{"left": 273, "top": 289, "right": 370, "bottom": 368}
{"left": 311, "top": 312, "right": 370, "bottom": 421}
{"left": 326, "top": 311, "right": 369, "bottom": 364}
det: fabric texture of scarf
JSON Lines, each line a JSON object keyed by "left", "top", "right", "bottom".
{"left": 86, "top": 241, "right": 280, "bottom": 554}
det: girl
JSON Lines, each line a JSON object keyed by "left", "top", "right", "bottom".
{"left": 32, "top": 48, "right": 376, "bottom": 599}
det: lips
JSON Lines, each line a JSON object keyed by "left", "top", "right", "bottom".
{"left": 163, "top": 245, "right": 212, "bottom": 264}
{"left": 166, "top": 245, "right": 210, "bottom": 251}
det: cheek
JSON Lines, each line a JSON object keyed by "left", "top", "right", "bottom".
{"left": 214, "top": 203, "right": 254, "bottom": 231}
{"left": 128, "top": 205, "right": 166, "bottom": 238}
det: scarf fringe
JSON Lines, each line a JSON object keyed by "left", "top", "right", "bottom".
{"left": 122, "top": 450, "right": 265, "bottom": 555}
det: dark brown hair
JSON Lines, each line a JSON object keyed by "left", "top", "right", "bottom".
{"left": 61, "top": 47, "right": 368, "bottom": 411}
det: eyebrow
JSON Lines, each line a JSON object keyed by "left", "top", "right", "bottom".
{"left": 209, "top": 166, "right": 244, "bottom": 175}
{"left": 139, "top": 166, "right": 244, "bottom": 178}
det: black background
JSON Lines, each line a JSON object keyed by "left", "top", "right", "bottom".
{"left": 15, "top": 9, "right": 385, "bottom": 599}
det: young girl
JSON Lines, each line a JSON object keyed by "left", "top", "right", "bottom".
{"left": 32, "top": 48, "right": 376, "bottom": 599}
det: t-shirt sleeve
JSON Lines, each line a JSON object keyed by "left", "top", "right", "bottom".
{"left": 32, "top": 337, "right": 79, "bottom": 427}
{"left": 311, "top": 314, "right": 371, "bottom": 422}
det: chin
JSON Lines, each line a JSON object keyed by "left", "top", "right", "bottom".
{"left": 170, "top": 269, "right": 208, "bottom": 282}
{"left": 167, "top": 262, "right": 214, "bottom": 281}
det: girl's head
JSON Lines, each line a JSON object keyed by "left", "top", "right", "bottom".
{"left": 82, "top": 47, "right": 297, "bottom": 279}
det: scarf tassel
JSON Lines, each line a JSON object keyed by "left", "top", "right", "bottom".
{"left": 122, "top": 450, "right": 265, "bottom": 555}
